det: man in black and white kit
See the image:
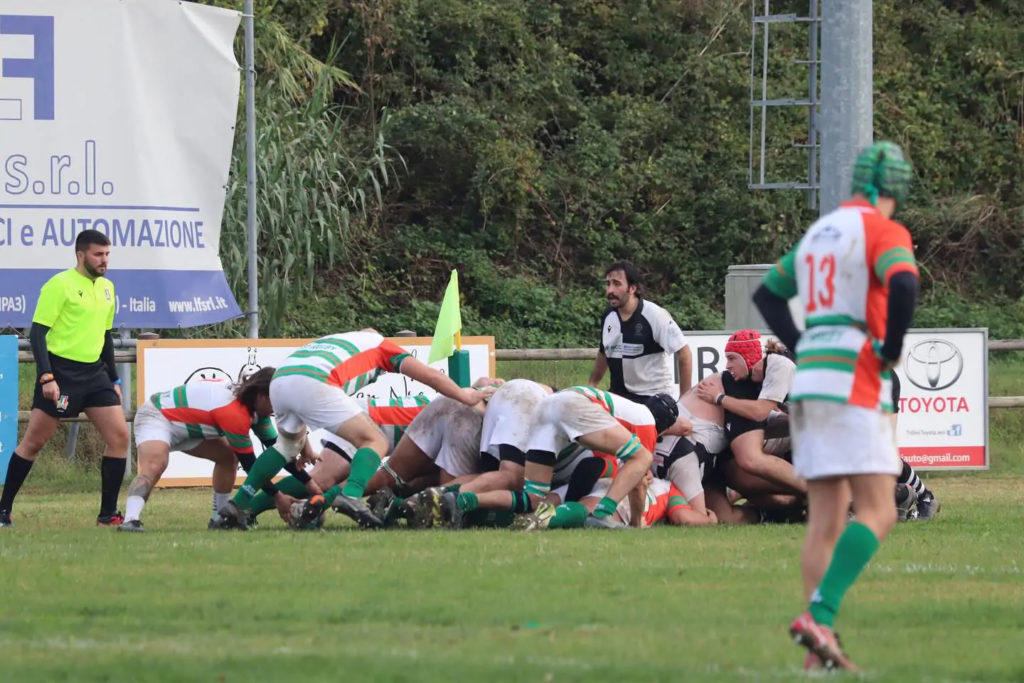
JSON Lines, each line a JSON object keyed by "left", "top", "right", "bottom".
{"left": 589, "top": 261, "right": 692, "bottom": 401}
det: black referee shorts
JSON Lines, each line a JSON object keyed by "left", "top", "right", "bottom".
{"left": 32, "top": 355, "right": 120, "bottom": 419}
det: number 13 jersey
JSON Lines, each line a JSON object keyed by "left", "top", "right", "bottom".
{"left": 762, "top": 199, "right": 918, "bottom": 411}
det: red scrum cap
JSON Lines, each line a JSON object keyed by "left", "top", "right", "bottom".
{"left": 725, "top": 330, "right": 763, "bottom": 371}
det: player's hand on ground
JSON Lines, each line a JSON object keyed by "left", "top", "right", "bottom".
{"left": 42, "top": 380, "right": 60, "bottom": 402}
{"left": 274, "top": 492, "right": 298, "bottom": 522}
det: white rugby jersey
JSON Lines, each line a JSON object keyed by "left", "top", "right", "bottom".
{"left": 599, "top": 299, "right": 688, "bottom": 398}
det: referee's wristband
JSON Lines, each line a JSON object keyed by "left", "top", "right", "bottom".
{"left": 38, "top": 372, "right": 54, "bottom": 385}
{"left": 715, "top": 393, "right": 726, "bottom": 406}
{"left": 112, "top": 378, "right": 123, "bottom": 386}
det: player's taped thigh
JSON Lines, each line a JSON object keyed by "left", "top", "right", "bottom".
{"left": 614, "top": 434, "right": 641, "bottom": 461}
{"left": 379, "top": 459, "right": 407, "bottom": 489}
{"left": 276, "top": 431, "right": 306, "bottom": 460}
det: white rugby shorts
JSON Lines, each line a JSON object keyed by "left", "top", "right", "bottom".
{"left": 791, "top": 400, "right": 900, "bottom": 479}
{"left": 480, "top": 379, "right": 546, "bottom": 458}
{"left": 133, "top": 400, "right": 203, "bottom": 452}
{"left": 525, "top": 391, "right": 619, "bottom": 456}
{"left": 405, "top": 397, "right": 484, "bottom": 477}
{"left": 270, "top": 374, "right": 361, "bottom": 436}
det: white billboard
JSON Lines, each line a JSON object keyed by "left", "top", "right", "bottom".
{"left": 0, "top": 0, "right": 242, "bottom": 327}
{"left": 685, "top": 328, "right": 987, "bottom": 470}
{"left": 137, "top": 337, "right": 496, "bottom": 485}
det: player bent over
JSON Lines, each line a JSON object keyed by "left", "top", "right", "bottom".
{"left": 443, "top": 387, "right": 689, "bottom": 529}
{"left": 298, "top": 393, "right": 487, "bottom": 529}
{"left": 212, "top": 330, "right": 490, "bottom": 530}
{"left": 248, "top": 394, "right": 430, "bottom": 527}
{"left": 119, "top": 369, "right": 289, "bottom": 532}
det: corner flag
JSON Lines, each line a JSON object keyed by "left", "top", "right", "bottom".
{"left": 428, "top": 270, "right": 462, "bottom": 363}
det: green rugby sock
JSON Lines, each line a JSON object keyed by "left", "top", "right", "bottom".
{"left": 549, "top": 502, "right": 588, "bottom": 529}
{"left": 809, "top": 521, "right": 880, "bottom": 627}
{"left": 232, "top": 448, "right": 286, "bottom": 510}
{"left": 591, "top": 496, "right": 617, "bottom": 518}
{"left": 320, "top": 484, "right": 342, "bottom": 504}
{"left": 456, "top": 492, "right": 479, "bottom": 512}
{"left": 341, "top": 448, "right": 381, "bottom": 498}
{"left": 250, "top": 476, "right": 309, "bottom": 516}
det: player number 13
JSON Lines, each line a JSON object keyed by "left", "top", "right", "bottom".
{"left": 805, "top": 253, "right": 835, "bottom": 312}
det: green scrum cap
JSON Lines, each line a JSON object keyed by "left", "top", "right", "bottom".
{"left": 850, "top": 140, "right": 913, "bottom": 207}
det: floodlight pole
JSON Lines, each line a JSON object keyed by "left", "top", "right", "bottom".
{"left": 819, "top": 0, "right": 873, "bottom": 215}
{"left": 244, "top": 0, "right": 259, "bottom": 338}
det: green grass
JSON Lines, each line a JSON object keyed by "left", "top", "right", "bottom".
{"left": 1, "top": 479, "right": 1023, "bottom": 681}
{"left": 4, "top": 358, "right": 1024, "bottom": 680}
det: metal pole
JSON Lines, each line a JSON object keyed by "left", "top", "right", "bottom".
{"left": 819, "top": 0, "right": 873, "bottom": 215}
{"left": 807, "top": 0, "right": 819, "bottom": 211}
{"left": 244, "top": 0, "right": 259, "bottom": 339}
{"left": 118, "top": 328, "right": 132, "bottom": 478}
{"left": 759, "top": 0, "right": 770, "bottom": 186}
{"left": 64, "top": 423, "right": 80, "bottom": 461}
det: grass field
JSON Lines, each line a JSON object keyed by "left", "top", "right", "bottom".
{"left": 1, "top": 479, "right": 1023, "bottom": 682}
{"left": 2, "top": 357, "right": 1023, "bottom": 681}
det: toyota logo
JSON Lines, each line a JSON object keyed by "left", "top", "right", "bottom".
{"left": 904, "top": 340, "right": 963, "bottom": 391}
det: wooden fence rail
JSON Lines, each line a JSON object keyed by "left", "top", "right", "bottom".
{"left": 13, "top": 340, "right": 1024, "bottom": 422}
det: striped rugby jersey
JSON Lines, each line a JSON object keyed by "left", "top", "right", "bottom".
{"left": 762, "top": 199, "right": 918, "bottom": 411}
{"left": 565, "top": 386, "right": 659, "bottom": 453}
{"left": 150, "top": 380, "right": 277, "bottom": 454}
{"left": 366, "top": 394, "right": 431, "bottom": 449}
{"left": 273, "top": 331, "right": 412, "bottom": 394}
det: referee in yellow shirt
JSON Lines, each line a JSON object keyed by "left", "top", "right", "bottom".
{"left": 0, "top": 230, "right": 130, "bottom": 527}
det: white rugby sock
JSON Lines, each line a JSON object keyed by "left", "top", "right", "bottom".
{"left": 212, "top": 491, "right": 231, "bottom": 519}
{"left": 125, "top": 495, "right": 145, "bottom": 522}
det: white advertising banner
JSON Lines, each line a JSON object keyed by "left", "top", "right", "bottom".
{"left": 0, "top": 0, "right": 242, "bottom": 327}
{"left": 684, "top": 328, "right": 988, "bottom": 470}
{"left": 137, "top": 337, "right": 497, "bottom": 485}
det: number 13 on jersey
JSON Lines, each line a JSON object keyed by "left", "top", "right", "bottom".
{"left": 804, "top": 253, "right": 835, "bottom": 313}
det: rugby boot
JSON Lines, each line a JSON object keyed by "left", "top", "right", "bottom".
{"left": 367, "top": 488, "right": 402, "bottom": 527}
{"left": 401, "top": 488, "right": 443, "bottom": 529}
{"left": 913, "top": 490, "right": 941, "bottom": 521}
{"left": 288, "top": 499, "right": 325, "bottom": 530}
{"left": 789, "top": 611, "right": 858, "bottom": 672}
{"left": 439, "top": 491, "right": 467, "bottom": 529}
{"left": 210, "top": 500, "right": 249, "bottom": 530}
{"left": 97, "top": 511, "right": 125, "bottom": 526}
{"left": 584, "top": 513, "right": 627, "bottom": 529}
{"left": 332, "top": 494, "right": 384, "bottom": 529}
{"left": 512, "top": 501, "right": 556, "bottom": 531}
{"left": 895, "top": 483, "right": 917, "bottom": 522}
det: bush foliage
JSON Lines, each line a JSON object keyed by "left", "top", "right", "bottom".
{"left": 204, "top": 0, "right": 1023, "bottom": 344}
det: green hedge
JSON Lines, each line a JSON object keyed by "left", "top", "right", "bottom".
{"left": 198, "top": 0, "right": 1022, "bottom": 344}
